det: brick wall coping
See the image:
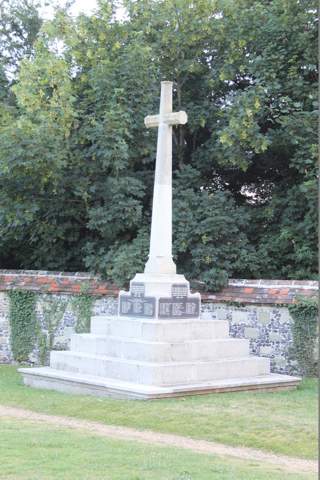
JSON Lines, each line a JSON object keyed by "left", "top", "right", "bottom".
{"left": 0, "top": 270, "right": 317, "bottom": 304}
{"left": 228, "top": 279, "right": 318, "bottom": 290}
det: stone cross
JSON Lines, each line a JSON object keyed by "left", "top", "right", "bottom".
{"left": 144, "top": 81, "right": 187, "bottom": 275}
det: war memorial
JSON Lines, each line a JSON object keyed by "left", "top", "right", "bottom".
{"left": 19, "top": 82, "right": 300, "bottom": 399}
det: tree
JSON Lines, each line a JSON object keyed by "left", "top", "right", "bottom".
{"left": 0, "top": 0, "right": 317, "bottom": 289}
{"left": 0, "top": 0, "right": 42, "bottom": 98}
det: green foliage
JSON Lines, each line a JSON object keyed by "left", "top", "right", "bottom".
{"left": 8, "top": 289, "right": 95, "bottom": 363}
{"left": 173, "top": 180, "right": 255, "bottom": 291}
{"left": 0, "top": 0, "right": 42, "bottom": 103}
{"left": 71, "top": 294, "right": 95, "bottom": 334}
{"left": 85, "top": 229, "right": 149, "bottom": 287}
{"left": 0, "top": 0, "right": 317, "bottom": 288}
{"left": 289, "top": 297, "right": 318, "bottom": 376}
{"left": 37, "top": 295, "right": 68, "bottom": 365}
{"left": 8, "top": 288, "right": 96, "bottom": 364}
{"left": 8, "top": 290, "right": 36, "bottom": 362}
{"left": 0, "top": 0, "right": 42, "bottom": 70}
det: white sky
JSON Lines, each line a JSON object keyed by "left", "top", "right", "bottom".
{"left": 40, "top": 0, "right": 127, "bottom": 21}
{"left": 40, "top": 0, "right": 98, "bottom": 19}
{"left": 70, "top": 0, "right": 98, "bottom": 14}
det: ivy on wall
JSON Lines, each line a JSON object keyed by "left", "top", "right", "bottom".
{"left": 37, "top": 295, "right": 68, "bottom": 365}
{"left": 8, "top": 289, "right": 96, "bottom": 365}
{"left": 288, "top": 297, "right": 318, "bottom": 376}
{"left": 8, "top": 290, "right": 36, "bottom": 363}
{"left": 71, "top": 294, "right": 95, "bottom": 334}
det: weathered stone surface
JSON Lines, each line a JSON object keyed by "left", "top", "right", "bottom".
{"left": 0, "top": 293, "right": 9, "bottom": 315}
{"left": 232, "top": 310, "right": 251, "bottom": 324}
{"left": 0, "top": 296, "right": 10, "bottom": 363}
{"left": 274, "top": 356, "right": 287, "bottom": 368}
{"left": 217, "top": 309, "right": 228, "bottom": 320}
{"left": 279, "top": 308, "right": 291, "bottom": 324}
{"left": 260, "top": 346, "right": 273, "bottom": 356}
{"left": 0, "top": 290, "right": 305, "bottom": 374}
{"left": 269, "top": 332, "right": 282, "bottom": 342}
{"left": 244, "top": 327, "right": 259, "bottom": 339}
{"left": 258, "top": 310, "right": 270, "bottom": 325}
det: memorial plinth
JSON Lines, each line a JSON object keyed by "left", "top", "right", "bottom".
{"left": 119, "top": 276, "right": 200, "bottom": 320}
{"left": 19, "top": 82, "right": 300, "bottom": 398}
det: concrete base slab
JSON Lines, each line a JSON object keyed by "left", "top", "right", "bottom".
{"left": 18, "top": 367, "right": 301, "bottom": 400}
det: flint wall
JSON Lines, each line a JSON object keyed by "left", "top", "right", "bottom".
{"left": 0, "top": 270, "right": 317, "bottom": 374}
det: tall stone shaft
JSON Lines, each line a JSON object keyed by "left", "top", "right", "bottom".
{"left": 144, "top": 81, "right": 187, "bottom": 275}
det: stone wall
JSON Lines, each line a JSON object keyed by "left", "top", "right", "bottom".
{"left": 0, "top": 292, "right": 11, "bottom": 363}
{"left": 202, "top": 303, "right": 297, "bottom": 374}
{"left": 0, "top": 271, "right": 317, "bottom": 374}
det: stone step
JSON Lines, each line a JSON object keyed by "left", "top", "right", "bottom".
{"left": 50, "top": 350, "right": 270, "bottom": 386}
{"left": 70, "top": 334, "right": 250, "bottom": 362}
{"left": 90, "top": 315, "right": 113, "bottom": 334}
{"left": 19, "top": 366, "right": 302, "bottom": 399}
{"left": 90, "top": 315, "right": 230, "bottom": 341}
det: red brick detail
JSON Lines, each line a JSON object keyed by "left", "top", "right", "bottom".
{"left": 279, "top": 289, "right": 290, "bottom": 296}
{"left": 0, "top": 271, "right": 317, "bottom": 305}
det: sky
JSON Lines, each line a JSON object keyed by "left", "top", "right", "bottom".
{"left": 69, "top": 0, "right": 98, "bottom": 14}
{"left": 40, "top": 0, "right": 98, "bottom": 19}
{"left": 40, "top": 0, "right": 127, "bottom": 21}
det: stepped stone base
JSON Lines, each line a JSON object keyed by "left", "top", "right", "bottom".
{"left": 19, "top": 367, "right": 300, "bottom": 399}
{"left": 19, "top": 314, "right": 301, "bottom": 399}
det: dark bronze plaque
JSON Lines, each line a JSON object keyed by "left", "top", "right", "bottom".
{"left": 158, "top": 284, "right": 200, "bottom": 319}
{"left": 131, "top": 282, "right": 145, "bottom": 297}
{"left": 158, "top": 297, "right": 200, "bottom": 318}
{"left": 119, "top": 282, "right": 155, "bottom": 318}
{"left": 171, "top": 284, "right": 188, "bottom": 298}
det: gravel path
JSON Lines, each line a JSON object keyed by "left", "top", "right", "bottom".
{"left": 0, "top": 404, "right": 316, "bottom": 475}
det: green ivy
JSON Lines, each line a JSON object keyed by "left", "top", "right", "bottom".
{"left": 37, "top": 295, "right": 68, "bottom": 365}
{"left": 71, "top": 294, "right": 95, "bottom": 334}
{"left": 8, "top": 290, "right": 36, "bottom": 363}
{"left": 288, "top": 297, "right": 318, "bottom": 376}
{"left": 7, "top": 290, "right": 96, "bottom": 365}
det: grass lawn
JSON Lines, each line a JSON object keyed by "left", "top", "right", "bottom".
{"left": 0, "top": 417, "right": 315, "bottom": 480}
{"left": 0, "top": 366, "right": 317, "bottom": 460}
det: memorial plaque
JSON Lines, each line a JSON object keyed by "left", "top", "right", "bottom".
{"left": 158, "top": 284, "right": 200, "bottom": 319}
{"left": 131, "top": 282, "right": 145, "bottom": 297}
{"left": 119, "top": 283, "right": 156, "bottom": 318}
{"left": 171, "top": 284, "right": 188, "bottom": 298}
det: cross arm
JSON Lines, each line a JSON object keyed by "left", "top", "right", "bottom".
{"left": 144, "top": 111, "right": 188, "bottom": 128}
